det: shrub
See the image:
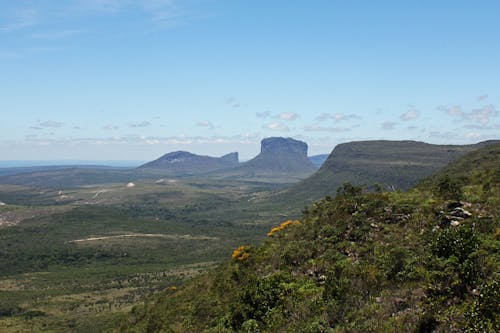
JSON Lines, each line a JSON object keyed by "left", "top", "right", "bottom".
{"left": 232, "top": 246, "right": 252, "bottom": 262}
{"left": 465, "top": 280, "right": 500, "bottom": 332}
{"left": 435, "top": 175, "right": 463, "bottom": 200}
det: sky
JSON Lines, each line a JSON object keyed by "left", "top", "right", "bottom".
{"left": 1, "top": 0, "right": 499, "bottom": 162}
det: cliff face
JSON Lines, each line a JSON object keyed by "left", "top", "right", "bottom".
{"left": 228, "top": 137, "right": 316, "bottom": 178}
{"left": 138, "top": 151, "right": 239, "bottom": 175}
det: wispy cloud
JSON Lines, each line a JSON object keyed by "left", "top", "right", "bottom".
{"left": 129, "top": 121, "right": 151, "bottom": 128}
{"left": 196, "top": 120, "right": 215, "bottom": 129}
{"left": 262, "top": 122, "right": 289, "bottom": 132}
{"left": 276, "top": 112, "right": 298, "bottom": 121}
{"left": 428, "top": 130, "right": 493, "bottom": 142}
{"left": 315, "top": 112, "right": 360, "bottom": 122}
{"left": 256, "top": 111, "right": 298, "bottom": 121}
{"left": 39, "top": 120, "right": 64, "bottom": 128}
{"left": 439, "top": 104, "right": 498, "bottom": 125}
{"left": 303, "top": 125, "right": 351, "bottom": 132}
{"left": 225, "top": 97, "right": 241, "bottom": 108}
{"left": 469, "top": 105, "right": 498, "bottom": 125}
{"left": 438, "top": 105, "right": 464, "bottom": 117}
{"left": 102, "top": 124, "right": 119, "bottom": 131}
{"left": 0, "top": 8, "right": 38, "bottom": 32}
{"left": 256, "top": 111, "right": 271, "bottom": 118}
{"left": 17, "top": 133, "right": 262, "bottom": 147}
{"left": 400, "top": 106, "right": 420, "bottom": 121}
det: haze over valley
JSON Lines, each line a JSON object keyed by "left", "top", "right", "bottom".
{"left": 0, "top": 1, "right": 499, "bottom": 332}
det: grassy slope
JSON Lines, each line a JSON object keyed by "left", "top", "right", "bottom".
{"left": 277, "top": 140, "right": 498, "bottom": 207}
{"left": 121, "top": 143, "right": 499, "bottom": 332}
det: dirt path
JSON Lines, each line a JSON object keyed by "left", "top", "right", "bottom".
{"left": 67, "top": 233, "right": 219, "bottom": 243}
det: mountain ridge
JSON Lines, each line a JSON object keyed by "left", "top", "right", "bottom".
{"left": 137, "top": 151, "right": 239, "bottom": 175}
{"left": 278, "top": 139, "right": 500, "bottom": 205}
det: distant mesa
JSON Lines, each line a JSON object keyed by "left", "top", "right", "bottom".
{"left": 280, "top": 139, "right": 500, "bottom": 205}
{"left": 138, "top": 151, "right": 239, "bottom": 176}
{"left": 217, "top": 137, "right": 316, "bottom": 180}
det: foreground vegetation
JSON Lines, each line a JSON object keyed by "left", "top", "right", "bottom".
{"left": 121, "top": 144, "right": 499, "bottom": 332}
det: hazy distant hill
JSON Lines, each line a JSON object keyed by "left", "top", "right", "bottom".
{"left": 0, "top": 167, "right": 136, "bottom": 188}
{"left": 309, "top": 154, "right": 329, "bottom": 168}
{"left": 278, "top": 139, "right": 499, "bottom": 204}
{"left": 138, "top": 151, "right": 239, "bottom": 176}
{"left": 215, "top": 137, "right": 317, "bottom": 181}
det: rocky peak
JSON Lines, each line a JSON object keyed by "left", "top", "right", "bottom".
{"left": 260, "top": 137, "right": 308, "bottom": 157}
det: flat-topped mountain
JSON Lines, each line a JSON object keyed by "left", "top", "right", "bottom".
{"left": 138, "top": 151, "right": 238, "bottom": 175}
{"left": 216, "top": 137, "right": 316, "bottom": 181}
{"left": 279, "top": 139, "right": 499, "bottom": 204}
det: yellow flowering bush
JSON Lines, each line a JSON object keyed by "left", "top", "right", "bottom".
{"left": 267, "top": 220, "right": 301, "bottom": 237}
{"left": 232, "top": 245, "right": 251, "bottom": 262}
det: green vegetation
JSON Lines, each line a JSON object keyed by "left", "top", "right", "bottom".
{"left": 0, "top": 141, "right": 498, "bottom": 332}
{"left": 0, "top": 179, "right": 295, "bottom": 332}
{"left": 121, "top": 143, "right": 499, "bottom": 332}
{"left": 280, "top": 140, "right": 498, "bottom": 206}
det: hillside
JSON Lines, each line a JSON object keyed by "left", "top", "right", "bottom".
{"left": 138, "top": 151, "right": 239, "bottom": 175}
{"left": 216, "top": 137, "right": 316, "bottom": 182}
{"left": 278, "top": 140, "right": 499, "bottom": 206}
{"left": 121, "top": 143, "right": 499, "bottom": 332}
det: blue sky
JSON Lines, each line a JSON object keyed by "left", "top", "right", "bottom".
{"left": 1, "top": 0, "right": 499, "bottom": 161}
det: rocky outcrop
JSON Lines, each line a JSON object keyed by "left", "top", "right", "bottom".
{"left": 217, "top": 137, "right": 316, "bottom": 180}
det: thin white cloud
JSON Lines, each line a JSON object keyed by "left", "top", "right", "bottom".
{"left": 276, "top": 112, "right": 298, "bottom": 121}
{"left": 17, "top": 134, "right": 262, "bottom": 147}
{"left": 438, "top": 105, "right": 464, "bottom": 117}
{"left": 303, "top": 125, "right": 351, "bottom": 132}
{"left": 315, "top": 112, "right": 360, "bottom": 122}
{"left": 39, "top": 120, "right": 64, "bottom": 128}
{"left": 463, "top": 123, "right": 500, "bottom": 130}
{"left": 262, "top": 122, "right": 289, "bottom": 132}
{"left": 428, "top": 130, "right": 494, "bottom": 142}
{"left": 256, "top": 111, "right": 271, "bottom": 118}
{"left": 0, "top": 8, "right": 38, "bottom": 32}
{"left": 226, "top": 97, "right": 241, "bottom": 108}
{"left": 102, "top": 124, "right": 119, "bottom": 130}
{"left": 400, "top": 106, "right": 420, "bottom": 121}
{"left": 469, "top": 105, "right": 498, "bottom": 125}
{"left": 129, "top": 121, "right": 151, "bottom": 128}
{"left": 439, "top": 104, "right": 498, "bottom": 125}
{"left": 196, "top": 120, "right": 215, "bottom": 129}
